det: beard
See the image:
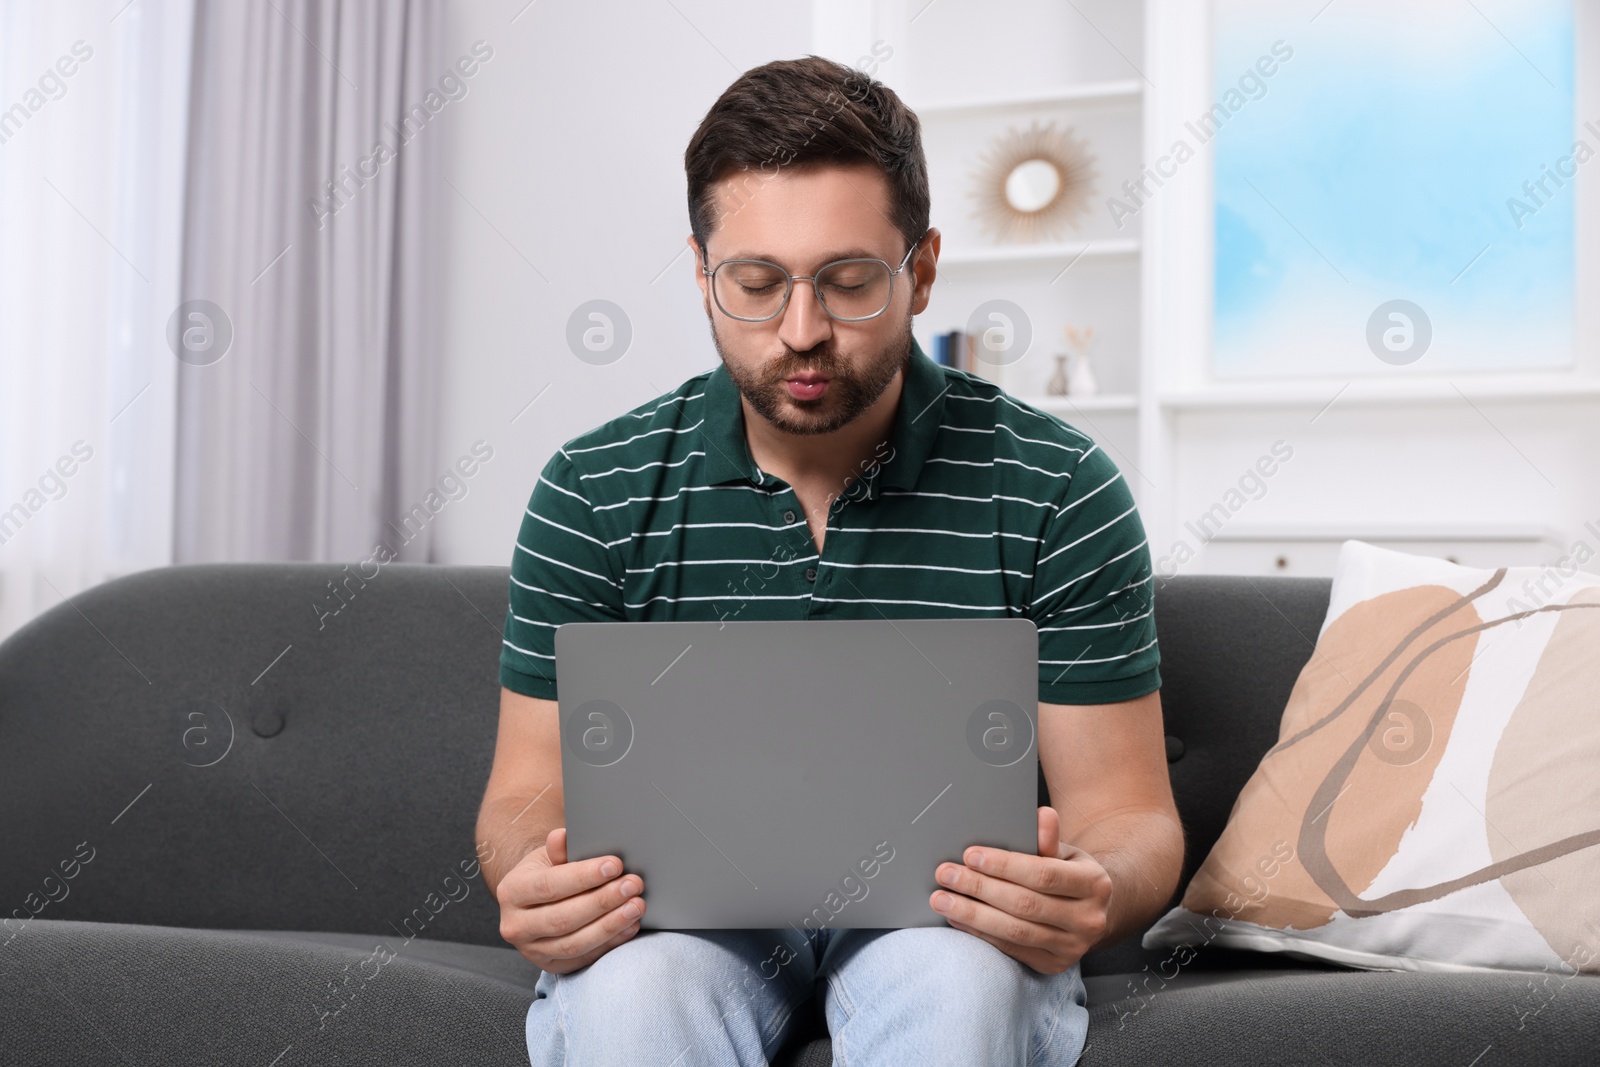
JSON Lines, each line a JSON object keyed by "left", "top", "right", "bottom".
{"left": 709, "top": 310, "right": 914, "bottom": 437}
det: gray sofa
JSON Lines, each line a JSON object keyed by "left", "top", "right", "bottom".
{"left": 2, "top": 563, "right": 1595, "bottom": 1065}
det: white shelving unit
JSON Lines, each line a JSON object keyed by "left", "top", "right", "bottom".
{"left": 908, "top": 57, "right": 1148, "bottom": 494}
{"left": 809, "top": 0, "right": 1155, "bottom": 503}
{"left": 815, "top": 0, "right": 1600, "bottom": 578}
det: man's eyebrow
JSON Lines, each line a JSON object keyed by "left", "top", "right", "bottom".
{"left": 722, "top": 248, "right": 889, "bottom": 266}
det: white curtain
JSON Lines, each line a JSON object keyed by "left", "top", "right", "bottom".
{"left": 0, "top": 1, "right": 443, "bottom": 642}
{"left": 173, "top": 0, "right": 443, "bottom": 564}
{"left": 0, "top": 0, "right": 194, "bottom": 642}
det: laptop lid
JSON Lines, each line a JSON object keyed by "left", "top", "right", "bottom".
{"left": 553, "top": 617, "right": 1039, "bottom": 931}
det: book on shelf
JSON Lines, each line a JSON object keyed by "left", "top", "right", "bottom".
{"left": 929, "top": 330, "right": 975, "bottom": 373}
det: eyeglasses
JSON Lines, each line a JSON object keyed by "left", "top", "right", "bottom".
{"left": 701, "top": 232, "right": 927, "bottom": 323}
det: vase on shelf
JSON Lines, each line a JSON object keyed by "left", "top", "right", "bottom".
{"left": 1045, "top": 354, "right": 1069, "bottom": 396}
{"left": 1068, "top": 352, "right": 1099, "bottom": 397}
{"left": 1063, "top": 323, "right": 1099, "bottom": 398}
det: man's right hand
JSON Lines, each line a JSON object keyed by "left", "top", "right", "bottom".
{"left": 495, "top": 827, "right": 647, "bottom": 974}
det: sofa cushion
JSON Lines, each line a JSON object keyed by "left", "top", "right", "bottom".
{"left": 1146, "top": 542, "right": 1600, "bottom": 973}
{"left": 1, "top": 919, "right": 531, "bottom": 1066}
{"left": 241, "top": 927, "right": 543, "bottom": 993}
{"left": 0, "top": 564, "right": 513, "bottom": 947}
{"left": 1076, "top": 965, "right": 1600, "bottom": 1066}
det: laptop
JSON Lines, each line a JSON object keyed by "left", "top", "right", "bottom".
{"left": 553, "top": 617, "right": 1040, "bottom": 931}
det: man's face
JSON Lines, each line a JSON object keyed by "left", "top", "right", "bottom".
{"left": 693, "top": 162, "right": 925, "bottom": 437}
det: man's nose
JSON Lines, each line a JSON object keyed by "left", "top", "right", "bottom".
{"left": 777, "top": 277, "right": 833, "bottom": 354}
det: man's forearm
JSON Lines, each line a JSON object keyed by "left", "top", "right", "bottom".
{"left": 1062, "top": 807, "right": 1185, "bottom": 948}
{"left": 476, "top": 791, "right": 563, "bottom": 897}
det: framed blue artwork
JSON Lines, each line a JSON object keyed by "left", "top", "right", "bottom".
{"left": 1212, "top": 0, "right": 1576, "bottom": 377}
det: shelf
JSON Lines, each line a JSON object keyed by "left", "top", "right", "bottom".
{"left": 937, "top": 238, "right": 1139, "bottom": 269}
{"left": 1016, "top": 393, "right": 1138, "bottom": 414}
{"left": 1209, "top": 522, "right": 1561, "bottom": 544}
{"left": 1159, "top": 375, "right": 1600, "bottom": 410}
{"left": 908, "top": 80, "right": 1143, "bottom": 116}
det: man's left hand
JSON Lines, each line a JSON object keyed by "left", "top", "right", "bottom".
{"left": 929, "top": 805, "right": 1112, "bottom": 975}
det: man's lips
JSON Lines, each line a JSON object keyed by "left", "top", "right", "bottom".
{"left": 784, "top": 374, "right": 832, "bottom": 400}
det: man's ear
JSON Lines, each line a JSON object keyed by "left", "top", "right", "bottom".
{"left": 688, "top": 234, "right": 709, "bottom": 301}
{"left": 909, "top": 227, "right": 940, "bottom": 317}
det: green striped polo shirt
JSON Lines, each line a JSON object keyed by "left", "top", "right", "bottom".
{"left": 499, "top": 337, "right": 1160, "bottom": 705}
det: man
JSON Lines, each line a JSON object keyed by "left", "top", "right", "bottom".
{"left": 477, "top": 55, "right": 1183, "bottom": 1066}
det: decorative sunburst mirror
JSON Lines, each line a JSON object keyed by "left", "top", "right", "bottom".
{"left": 970, "top": 120, "right": 1097, "bottom": 243}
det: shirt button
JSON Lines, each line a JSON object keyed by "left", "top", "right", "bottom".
{"left": 783, "top": 510, "right": 796, "bottom": 524}
{"left": 805, "top": 567, "right": 817, "bottom": 582}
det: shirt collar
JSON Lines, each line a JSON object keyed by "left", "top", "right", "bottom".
{"left": 698, "top": 336, "right": 948, "bottom": 499}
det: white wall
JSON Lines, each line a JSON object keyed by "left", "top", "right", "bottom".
{"left": 432, "top": 0, "right": 814, "bottom": 566}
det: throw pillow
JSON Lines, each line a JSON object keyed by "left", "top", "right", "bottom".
{"left": 1143, "top": 539, "right": 1600, "bottom": 973}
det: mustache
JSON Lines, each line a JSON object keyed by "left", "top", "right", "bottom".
{"left": 768, "top": 347, "right": 843, "bottom": 380}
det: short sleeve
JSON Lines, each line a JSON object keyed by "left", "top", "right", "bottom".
{"left": 1028, "top": 443, "right": 1160, "bottom": 705}
{"left": 499, "top": 448, "right": 626, "bottom": 700}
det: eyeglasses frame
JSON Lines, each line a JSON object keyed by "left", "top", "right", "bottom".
{"left": 699, "top": 230, "right": 929, "bottom": 323}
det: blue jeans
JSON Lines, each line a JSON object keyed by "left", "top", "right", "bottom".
{"left": 524, "top": 924, "right": 1089, "bottom": 1066}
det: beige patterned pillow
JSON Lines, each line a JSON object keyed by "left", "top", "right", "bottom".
{"left": 1144, "top": 540, "right": 1600, "bottom": 973}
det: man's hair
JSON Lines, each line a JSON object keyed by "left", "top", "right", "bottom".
{"left": 684, "top": 55, "right": 929, "bottom": 260}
